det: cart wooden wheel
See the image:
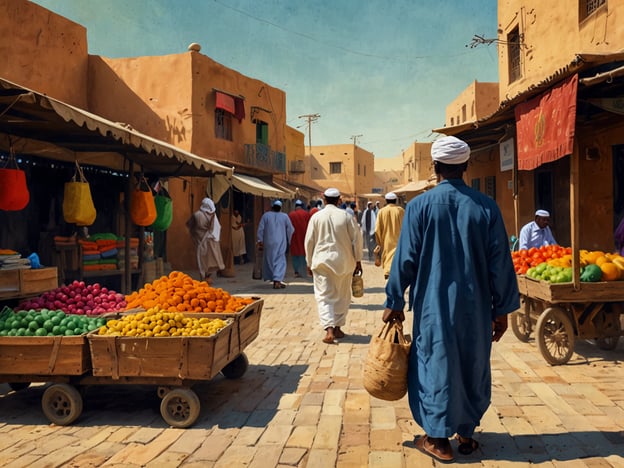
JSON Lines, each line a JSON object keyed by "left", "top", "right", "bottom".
{"left": 8, "top": 382, "right": 30, "bottom": 391}
{"left": 221, "top": 353, "right": 249, "bottom": 379}
{"left": 42, "top": 383, "right": 83, "bottom": 426}
{"left": 536, "top": 306, "right": 576, "bottom": 365}
{"left": 160, "top": 388, "right": 200, "bottom": 428}
{"left": 510, "top": 310, "right": 532, "bottom": 342}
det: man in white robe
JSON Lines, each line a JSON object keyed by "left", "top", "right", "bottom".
{"left": 305, "top": 188, "right": 363, "bottom": 343}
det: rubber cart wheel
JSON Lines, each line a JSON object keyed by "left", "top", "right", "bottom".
{"left": 536, "top": 306, "right": 576, "bottom": 365}
{"left": 42, "top": 383, "right": 83, "bottom": 426}
{"left": 160, "top": 388, "right": 200, "bottom": 428}
{"left": 510, "top": 310, "right": 531, "bottom": 342}
{"left": 221, "top": 353, "right": 249, "bottom": 379}
{"left": 8, "top": 382, "right": 30, "bottom": 391}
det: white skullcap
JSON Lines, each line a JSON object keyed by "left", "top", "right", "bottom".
{"left": 535, "top": 209, "right": 550, "bottom": 217}
{"left": 324, "top": 188, "right": 340, "bottom": 197}
{"left": 295, "top": 199, "right": 304, "bottom": 206}
{"left": 431, "top": 136, "right": 471, "bottom": 164}
{"left": 273, "top": 200, "right": 282, "bottom": 207}
{"left": 385, "top": 192, "right": 397, "bottom": 200}
{"left": 200, "top": 197, "right": 215, "bottom": 213}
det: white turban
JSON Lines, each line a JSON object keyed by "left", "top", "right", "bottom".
{"left": 295, "top": 199, "right": 304, "bottom": 206}
{"left": 324, "top": 188, "right": 340, "bottom": 197}
{"left": 273, "top": 200, "right": 282, "bottom": 207}
{"left": 200, "top": 197, "right": 216, "bottom": 213}
{"left": 535, "top": 209, "right": 550, "bottom": 217}
{"left": 385, "top": 192, "right": 397, "bottom": 200}
{"left": 431, "top": 136, "right": 471, "bottom": 164}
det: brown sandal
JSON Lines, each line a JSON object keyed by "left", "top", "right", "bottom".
{"left": 415, "top": 435, "right": 455, "bottom": 463}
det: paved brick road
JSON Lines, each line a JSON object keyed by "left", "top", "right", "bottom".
{"left": 1, "top": 259, "right": 623, "bottom": 467}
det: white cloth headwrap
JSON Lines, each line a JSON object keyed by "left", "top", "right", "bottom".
{"left": 385, "top": 192, "right": 397, "bottom": 200}
{"left": 535, "top": 209, "right": 550, "bottom": 217}
{"left": 324, "top": 188, "right": 340, "bottom": 197}
{"left": 431, "top": 136, "right": 471, "bottom": 164}
{"left": 200, "top": 197, "right": 216, "bottom": 213}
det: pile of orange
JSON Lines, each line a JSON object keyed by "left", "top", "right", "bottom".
{"left": 125, "top": 271, "right": 255, "bottom": 313}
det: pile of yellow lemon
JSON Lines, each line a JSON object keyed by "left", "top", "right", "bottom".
{"left": 98, "top": 307, "right": 229, "bottom": 337}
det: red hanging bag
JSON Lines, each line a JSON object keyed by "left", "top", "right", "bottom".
{"left": 0, "top": 151, "right": 30, "bottom": 211}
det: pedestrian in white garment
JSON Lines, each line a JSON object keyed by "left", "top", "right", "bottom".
{"left": 361, "top": 201, "right": 377, "bottom": 260}
{"left": 305, "top": 188, "right": 363, "bottom": 344}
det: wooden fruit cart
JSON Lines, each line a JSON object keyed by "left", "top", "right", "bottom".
{"left": 0, "top": 298, "right": 263, "bottom": 428}
{"left": 510, "top": 276, "right": 623, "bottom": 365}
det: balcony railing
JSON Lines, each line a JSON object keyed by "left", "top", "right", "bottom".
{"left": 244, "top": 143, "right": 286, "bottom": 173}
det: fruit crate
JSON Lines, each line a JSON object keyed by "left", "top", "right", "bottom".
{"left": 0, "top": 335, "right": 90, "bottom": 376}
{"left": 517, "top": 275, "right": 624, "bottom": 303}
{"left": 87, "top": 318, "right": 236, "bottom": 380}
{"left": 210, "top": 297, "right": 263, "bottom": 353}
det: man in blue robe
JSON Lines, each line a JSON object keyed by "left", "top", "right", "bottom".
{"left": 383, "top": 136, "right": 520, "bottom": 463}
{"left": 257, "top": 200, "right": 294, "bottom": 289}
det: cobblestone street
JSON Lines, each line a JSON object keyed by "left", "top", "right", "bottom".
{"left": 0, "top": 259, "right": 623, "bottom": 467}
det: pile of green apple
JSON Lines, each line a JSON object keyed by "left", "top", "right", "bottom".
{"left": 526, "top": 262, "right": 573, "bottom": 283}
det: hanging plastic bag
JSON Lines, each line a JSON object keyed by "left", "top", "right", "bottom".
{"left": 150, "top": 181, "right": 173, "bottom": 231}
{"left": 0, "top": 151, "right": 30, "bottom": 211}
{"left": 130, "top": 174, "right": 157, "bottom": 226}
{"left": 63, "top": 161, "right": 97, "bottom": 226}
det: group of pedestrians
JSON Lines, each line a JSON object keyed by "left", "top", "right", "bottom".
{"left": 187, "top": 136, "right": 522, "bottom": 464}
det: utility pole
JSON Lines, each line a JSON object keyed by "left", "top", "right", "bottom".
{"left": 351, "top": 134, "right": 363, "bottom": 146}
{"left": 298, "top": 113, "right": 320, "bottom": 155}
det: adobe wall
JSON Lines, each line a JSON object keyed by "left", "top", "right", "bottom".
{"left": 498, "top": 0, "right": 619, "bottom": 101}
{"left": 445, "top": 81, "right": 499, "bottom": 127}
{"left": 0, "top": 0, "right": 88, "bottom": 107}
{"left": 87, "top": 53, "right": 194, "bottom": 149}
{"left": 310, "top": 144, "right": 374, "bottom": 197}
{"left": 190, "top": 52, "right": 287, "bottom": 168}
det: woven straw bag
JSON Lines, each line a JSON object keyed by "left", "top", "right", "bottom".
{"left": 363, "top": 320, "right": 411, "bottom": 401}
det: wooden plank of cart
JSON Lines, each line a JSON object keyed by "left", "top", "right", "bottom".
{"left": 509, "top": 145, "right": 623, "bottom": 365}
{"left": 0, "top": 298, "right": 263, "bottom": 428}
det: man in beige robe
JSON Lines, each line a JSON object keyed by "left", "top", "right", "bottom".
{"left": 187, "top": 197, "right": 225, "bottom": 284}
{"left": 374, "top": 192, "right": 405, "bottom": 279}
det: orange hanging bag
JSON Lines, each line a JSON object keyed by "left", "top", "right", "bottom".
{"left": 130, "top": 174, "right": 157, "bottom": 226}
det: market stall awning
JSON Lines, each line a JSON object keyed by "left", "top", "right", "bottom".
{"left": 231, "top": 174, "right": 294, "bottom": 199}
{"left": 393, "top": 179, "right": 436, "bottom": 195}
{"left": 0, "top": 77, "right": 233, "bottom": 179}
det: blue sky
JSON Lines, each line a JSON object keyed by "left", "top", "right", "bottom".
{"left": 33, "top": 0, "right": 499, "bottom": 159}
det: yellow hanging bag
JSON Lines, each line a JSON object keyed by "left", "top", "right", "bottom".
{"left": 62, "top": 161, "right": 96, "bottom": 226}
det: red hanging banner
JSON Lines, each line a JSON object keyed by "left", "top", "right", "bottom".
{"left": 515, "top": 74, "right": 578, "bottom": 171}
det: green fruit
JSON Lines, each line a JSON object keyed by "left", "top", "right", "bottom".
{"left": 43, "top": 320, "right": 54, "bottom": 331}
{"left": 64, "top": 329, "right": 75, "bottom": 336}
{"left": 35, "top": 328, "right": 47, "bottom": 336}
{"left": 52, "top": 325, "right": 61, "bottom": 335}
{"left": 28, "top": 321, "right": 39, "bottom": 331}
{"left": 16, "top": 328, "right": 26, "bottom": 336}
